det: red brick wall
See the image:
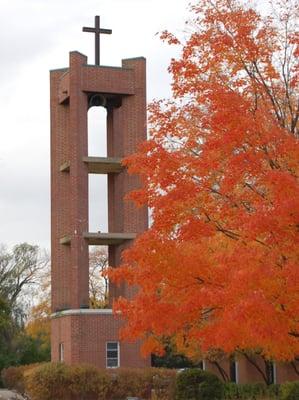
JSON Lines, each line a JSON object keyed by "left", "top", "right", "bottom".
{"left": 107, "top": 58, "right": 148, "bottom": 301}
{"left": 276, "top": 361, "right": 299, "bottom": 383}
{"left": 51, "top": 311, "right": 150, "bottom": 368}
{"left": 51, "top": 52, "right": 90, "bottom": 312}
{"left": 50, "top": 52, "right": 149, "bottom": 367}
{"left": 50, "top": 67, "right": 73, "bottom": 312}
{"left": 204, "top": 356, "right": 299, "bottom": 384}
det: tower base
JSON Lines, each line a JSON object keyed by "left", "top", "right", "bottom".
{"left": 51, "top": 309, "right": 150, "bottom": 368}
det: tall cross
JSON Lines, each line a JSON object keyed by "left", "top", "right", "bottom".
{"left": 82, "top": 16, "right": 112, "bottom": 66}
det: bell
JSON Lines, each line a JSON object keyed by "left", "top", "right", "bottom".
{"left": 88, "top": 93, "right": 107, "bottom": 108}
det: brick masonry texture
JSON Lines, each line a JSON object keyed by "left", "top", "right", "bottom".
{"left": 51, "top": 312, "right": 149, "bottom": 368}
{"left": 50, "top": 51, "right": 149, "bottom": 368}
{"left": 205, "top": 357, "right": 299, "bottom": 384}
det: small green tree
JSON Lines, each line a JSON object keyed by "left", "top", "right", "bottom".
{"left": 0, "top": 243, "right": 50, "bottom": 382}
{"left": 176, "top": 369, "right": 224, "bottom": 400}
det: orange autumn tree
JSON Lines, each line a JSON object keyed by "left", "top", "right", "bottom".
{"left": 110, "top": 0, "right": 299, "bottom": 362}
{"left": 26, "top": 300, "right": 51, "bottom": 354}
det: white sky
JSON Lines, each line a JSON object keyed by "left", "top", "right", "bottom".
{"left": 0, "top": 0, "right": 190, "bottom": 250}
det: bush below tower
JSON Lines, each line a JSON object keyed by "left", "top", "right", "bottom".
{"left": 2, "top": 362, "right": 177, "bottom": 400}
{"left": 1, "top": 363, "right": 299, "bottom": 400}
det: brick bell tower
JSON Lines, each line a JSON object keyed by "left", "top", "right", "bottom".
{"left": 50, "top": 16, "right": 149, "bottom": 368}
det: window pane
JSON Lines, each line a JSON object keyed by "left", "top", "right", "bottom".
{"left": 230, "top": 360, "right": 236, "bottom": 382}
{"left": 107, "top": 358, "right": 118, "bottom": 367}
{"left": 107, "top": 350, "right": 118, "bottom": 358}
{"left": 106, "top": 341, "right": 119, "bottom": 368}
{"left": 59, "top": 343, "right": 64, "bottom": 362}
{"left": 107, "top": 342, "right": 118, "bottom": 350}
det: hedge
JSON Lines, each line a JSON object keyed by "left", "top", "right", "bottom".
{"left": 224, "top": 382, "right": 280, "bottom": 399}
{"left": 279, "top": 382, "right": 299, "bottom": 400}
{"left": 107, "top": 367, "right": 176, "bottom": 400}
{"left": 2, "top": 363, "right": 299, "bottom": 400}
{"left": 2, "top": 363, "right": 177, "bottom": 400}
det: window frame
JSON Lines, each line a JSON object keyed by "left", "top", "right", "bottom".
{"left": 106, "top": 341, "right": 120, "bottom": 368}
{"left": 59, "top": 342, "right": 64, "bottom": 362}
{"left": 266, "top": 361, "right": 276, "bottom": 384}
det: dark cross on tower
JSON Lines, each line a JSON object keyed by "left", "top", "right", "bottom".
{"left": 83, "top": 16, "right": 112, "bottom": 66}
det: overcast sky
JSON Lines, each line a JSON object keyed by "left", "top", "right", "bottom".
{"left": 0, "top": 0, "right": 191, "bottom": 250}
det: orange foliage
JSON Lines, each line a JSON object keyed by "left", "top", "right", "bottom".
{"left": 109, "top": 0, "right": 299, "bottom": 361}
{"left": 26, "top": 300, "right": 51, "bottom": 349}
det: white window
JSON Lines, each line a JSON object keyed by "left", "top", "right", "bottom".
{"left": 106, "top": 341, "right": 119, "bottom": 368}
{"left": 266, "top": 361, "right": 276, "bottom": 384}
{"left": 273, "top": 362, "right": 277, "bottom": 384}
{"left": 235, "top": 361, "right": 239, "bottom": 384}
{"left": 230, "top": 359, "right": 238, "bottom": 383}
{"left": 59, "top": 343, "right": 64, "bottom": 362}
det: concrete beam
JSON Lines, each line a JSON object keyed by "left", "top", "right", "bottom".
{"left": 83, "top": 232, "right": 136, "bottom": 245}
{"left": 60, "top": 235, "right": 71, "bottom": 245}
{"left": 83, "top": 156, "right": 123, "bottom": 174}
{"left": 60, "top": 161, "right": 70, "bottom": 172}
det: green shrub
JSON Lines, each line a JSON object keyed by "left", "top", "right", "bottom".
{"left": 236, "top": 383, "right": 267, "bottom": 399}
{"left": 224, "top": 382, "right": 280, "bottom": 399}
{"left": 279, "top": 382, "right": 299, "bottom": 400}
{"left": 223, "top": 382, "right": 239, "bottom": 399}
{"left": 175, "top": 368, "right": 224, "bottom": 400}
{"left": 268, "top": 384, "right": 280, "bottom": 398}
